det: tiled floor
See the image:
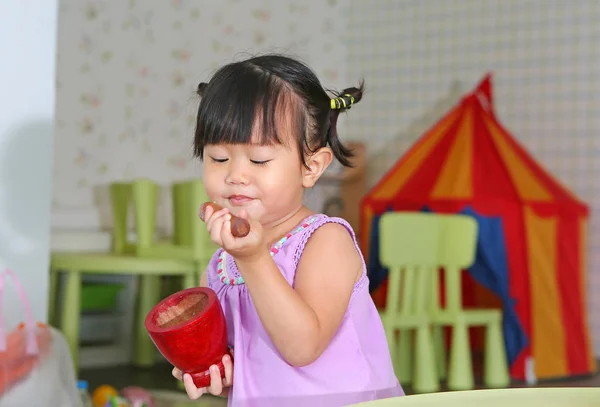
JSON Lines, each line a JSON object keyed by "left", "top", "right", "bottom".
{"left": 80, "top": 361, "right": 600, "bottom": 406}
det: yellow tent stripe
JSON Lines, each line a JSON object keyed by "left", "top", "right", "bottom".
{"left": 525, "top": 207, "right": 567, "bottom": 378}
{"left": 485, "top": 117, "right": 552, "bottom": 202}
{"left": 431, "top": 104, "right": 473, "bottom": 199}
{"left": 370, "top": 107, "right": 462, "bottom": 200}
{"left": 361, "top": 205, "right": 374, "bottom": 258}
{"left": 579, "top": 218, "right": 598, "bottom": 373}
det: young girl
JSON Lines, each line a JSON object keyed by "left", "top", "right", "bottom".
{"left": 172, "top": 54, "right": 404, "bottom": 406}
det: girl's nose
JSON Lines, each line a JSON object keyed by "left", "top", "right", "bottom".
{"left": 225, "top": 162, "right": 249, "bottom": 185}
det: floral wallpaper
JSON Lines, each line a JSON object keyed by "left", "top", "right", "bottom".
{"left": 53, "top": 0, "right": 347, "bottom": 222}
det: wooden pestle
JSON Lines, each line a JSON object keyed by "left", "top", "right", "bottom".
{"left": 198, "top": 202, "right": 251, "bottom": 238}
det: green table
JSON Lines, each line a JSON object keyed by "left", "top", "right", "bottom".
{"left": 49, "top": 251, "right": 200, "bottom": 370}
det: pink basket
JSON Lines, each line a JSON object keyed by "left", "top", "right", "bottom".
{"left": 0, "top": 268, "right": 52, "bottom": 396}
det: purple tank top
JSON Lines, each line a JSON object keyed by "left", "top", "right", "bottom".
{"left": 207, "top": 214, "right": 404, "bottom": 407}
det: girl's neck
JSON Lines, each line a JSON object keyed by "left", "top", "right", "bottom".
{"left": 262, "top": 205, "right": 315, "bottom": 247}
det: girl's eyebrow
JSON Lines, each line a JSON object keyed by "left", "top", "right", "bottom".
{"left": 248, "top": 140, "right": 279, "bottom": 147}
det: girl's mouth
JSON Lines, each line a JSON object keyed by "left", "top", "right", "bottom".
{"left": 228, "top": 195, "right": 254, "bottom": 206}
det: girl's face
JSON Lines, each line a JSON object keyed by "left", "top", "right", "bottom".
{"left": 202, "top": 137, "right": 306, "bottom": 226}
{"left": 201, "top": 102, "right": 333, "bottom": 227}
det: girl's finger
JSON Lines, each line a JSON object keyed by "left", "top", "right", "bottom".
{"left": 206, "top": 208, "right": 229, "bottom": 230}
{"left": 220, "top": 217, "right": 237, "bottom": 248}
{"left": 208, "top": 364, "right": 223, "bottom": 396}
{"left": 202, "top": 204, "right": 215, "bottom": 222}
{"left": 172, "top": 367, "right": 182, "bottom": 381}
{"left": 222, "top": 354, "right": 233, "bottom": 387}
{"left": 209, "top": 214, "right": 227, "bottom": 243}
{"left": 183, "top": 373, "right": 205, "bottom": 400}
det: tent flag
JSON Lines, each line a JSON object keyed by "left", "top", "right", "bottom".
{"left": 458, "top": 206, "right": 527, "bottom": 366}
{"left": 367, "top": 209, "right": 392, "bottom": 293}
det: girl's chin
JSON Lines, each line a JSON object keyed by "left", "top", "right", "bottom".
{"left": 228, "top": 206, "right": 261, "bottom": 221}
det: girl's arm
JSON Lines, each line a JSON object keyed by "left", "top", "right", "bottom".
{"left": 199, "top": 269, "right": 208, "bottom": 287}
{"left": 236, "top": 223, "right": 362, "bottom": 367}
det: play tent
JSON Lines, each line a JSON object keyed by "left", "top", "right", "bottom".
{"left": 360, "top": 74, "right": 596, "bottom": 381}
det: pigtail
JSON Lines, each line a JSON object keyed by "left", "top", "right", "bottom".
{"left": 193, "top": 82, "right": 210, "bottom": 158}
{"left": 197, "top": 82, "right": 209, "bottom": 97}
{"left": 327, "top": 81, "right": 365, "bottom": 167}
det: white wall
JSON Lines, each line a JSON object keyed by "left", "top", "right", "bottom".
{"left": 52, "top": 0, "right": 348, "bottom": 232}
{"left": 0, "top": 1, "right": 57, "bottom": 329}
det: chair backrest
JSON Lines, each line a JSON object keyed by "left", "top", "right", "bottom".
{"left": 379, "top": 212, "right": 440, "bottom": 317}
{"left": 379, "top": 212, "right": 441, "bottom": 267}
{"left": 131, "top": 178, "right": 160, "bottom": 253}
{"left": 129, "top": 178, "right": 216, "bottom": 266}
{"left": 109, "top": 182, "right": 133, "bottom": 254}
{"left": 172, "top": 182, "right": 191, "bottom": 246}
{"left": 437, "top": 214, "right": 478, "bottom": 269}
{"left": 174, "top": 179, "right": 218, "bottom": 262}
{"left": 378, "top": 212, "right": 479, "bottom": 316}
{"left": 436, "top": 213, "right": 478, "bottom": 312}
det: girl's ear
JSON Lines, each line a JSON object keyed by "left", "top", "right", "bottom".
{"left": 302, "top": 147, "right": 333, "bottom": 188}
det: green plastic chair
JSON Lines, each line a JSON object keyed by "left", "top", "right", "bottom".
{"left": 172, "top": 181, "right": 192, "bottom": 246}
{"left": 131, "top": 178, "right": 218, "bottom": 277}
{"left": 48, "top": 181, "right": 201, "bottom": 370}
{"left": 431, "top": 214, "right": 510, "bottom": 390}
{"left": 110, "top": 182, "right": 136, "bottom": 255}
{"left": 378, "top": 212, "right": 440, "bottom": 393}
{"left": 346, "top": 387, "right": 600, "bottom": 407}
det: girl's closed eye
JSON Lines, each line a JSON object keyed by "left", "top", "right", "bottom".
{"left": 250, "top": 159, "right": 271, "bottom": 166}
{"left": 210, "top": 156, "right": 228, "bottom": 163}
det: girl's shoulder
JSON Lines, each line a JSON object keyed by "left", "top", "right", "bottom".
{"left": 290, "top": 214, "right": 363, "bottom": 269}
{"left": 290, "top": 214, "right": 368, "bottom": 300}
{"left": 206, "top": 214, "right": 365, "bottom": 289}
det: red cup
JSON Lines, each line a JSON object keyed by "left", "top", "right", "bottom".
{"left": 144, "top": 287, "right": 231, "bottom": 388}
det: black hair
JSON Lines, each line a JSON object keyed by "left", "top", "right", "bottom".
{"left": 193, "top": 54, "right": 364, "bottom": 168}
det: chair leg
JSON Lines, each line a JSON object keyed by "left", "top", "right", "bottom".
{"left": 48, "top": 269, "right": 60, "bottom": 326}
{"left": 183, "top": 272, "right": 198, "bottom": 289}
{"left": 484, "top": 321, "right": 510, "bottom": 388}
{"left": 413, "top": 326, "right": 440, "bottom": 393}
{"left": 134, "top": 275, "right": 161, "bottom": 367}
{"left": 60, "top": 270, "right": 81, "bottom": 371}
{"left": 397, "top": 329, "right": 413, "bottom": 385}
{"left": 448, "top": 322, "right": 474, "bottom": 390}
{"left": 432, "top": 325, "right": 447, "bottom": 380}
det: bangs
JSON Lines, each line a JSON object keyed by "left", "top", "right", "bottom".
{"left": 194, "top": 62, "right": 305, "bottom": 158}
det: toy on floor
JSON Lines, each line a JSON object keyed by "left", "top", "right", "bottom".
{"left": 90, "top": 384, "right": 153, "bottom": 407}
{"left": 104, "top": 396, "right": 151, "bottom": 407}
{"left": 92, "top": 385, "right": 119, "bottom": 407}
{"left": 104, "top": 396, "right": 129, "bottom": 407}
{"left": 144, "top": 286, "right": 232, "bottom": 388}
{"left": 122, "top": 386, "right": 154, "bottom": 407}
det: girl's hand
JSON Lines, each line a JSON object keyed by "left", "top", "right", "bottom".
{"left": 171, "top": 352, "right": 234, "bottom": 399}
{"left": 202, "top": 205, "right": 265, "bottom": 262}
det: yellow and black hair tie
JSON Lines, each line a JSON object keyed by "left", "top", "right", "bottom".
{"left": 330, "top": 94, "right": 355, "bottom": 110}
